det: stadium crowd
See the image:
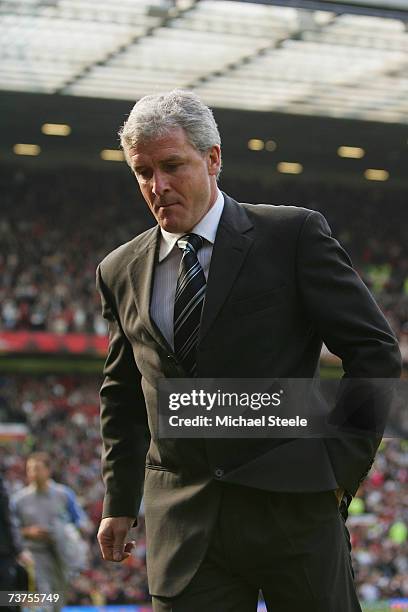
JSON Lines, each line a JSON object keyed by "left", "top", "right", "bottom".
{"left": 0, "top": 167, "right": 407, "bottom": 363}
{"left": 0, "top": 374, "right": 407, "bottom": 604}
{"left": 0, "top": 167, "right": 151, "bottom": 337}
{"left": 0, "top": 375, "right": 149, "bottom": 605}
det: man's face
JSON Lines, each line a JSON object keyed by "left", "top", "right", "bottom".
{"left": 128, "top": 126, "right": 221, "bottom": 233}
{"left": 26, "top": 459, "right": 50, "bottom": 487}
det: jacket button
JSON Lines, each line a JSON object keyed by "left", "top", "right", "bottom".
{"left": 214, "top": 468, "right": 224, "bottom": 478}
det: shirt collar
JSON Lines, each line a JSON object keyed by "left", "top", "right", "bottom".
{"left": 158, "top": 189, "right": 225, "bottom": 262}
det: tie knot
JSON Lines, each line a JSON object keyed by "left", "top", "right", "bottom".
{"left": 177, "top": 233, "right": 204, "bottom": 255}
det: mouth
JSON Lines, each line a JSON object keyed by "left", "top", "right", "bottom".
{"left": 157, "top": 201, "right": 179, "bottom": 210}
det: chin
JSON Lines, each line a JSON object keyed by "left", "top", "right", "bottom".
{"left": 160, "top": 221, "right": 179, "bottom": 233}
{"left": 160, "top": 217, "right": 191, "bottom": 234}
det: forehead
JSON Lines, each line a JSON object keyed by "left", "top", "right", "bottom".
{"left": 129, "top": 126, "right": 196, "bottom": 164}
{"left": 27, "top": 459, "right": 47, "bottom": 469}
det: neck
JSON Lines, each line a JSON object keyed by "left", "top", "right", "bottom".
{"left": 208, "top": 181, "right": 218, "bottom": 209}
{"left": 35, "top": 480, "right": 49, "bottom": 492}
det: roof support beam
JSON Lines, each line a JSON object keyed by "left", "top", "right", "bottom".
{"left": 227, "top": 0, "right": 408, "bottom": 21}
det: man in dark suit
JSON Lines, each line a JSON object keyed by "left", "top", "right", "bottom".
{"left": 0, "top": 473, "right": 32, "bottom": 610}
{"left": 96, "top": 90, "right": 401, "bottom": 611}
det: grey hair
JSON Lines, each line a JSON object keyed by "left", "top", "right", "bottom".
{"left": 119, "top": 89, "right": 222, "bottom": 175}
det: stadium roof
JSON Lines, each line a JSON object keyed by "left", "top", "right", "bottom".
{"left": 1, "top": 0, "right": 408, "bottom": 124}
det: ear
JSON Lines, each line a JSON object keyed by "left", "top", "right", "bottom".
{"left": 207, "top": 145, "right": 221, "bottom": 176}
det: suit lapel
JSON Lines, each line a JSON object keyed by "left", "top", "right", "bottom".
{"left": 126, "top": 194, "right": 254, "bottom": 353}
{"left": 199, "top": 195, "right": 254, "bottom": 343}
{"left": 127, "top": 226, "right": 174, "bottom": 353}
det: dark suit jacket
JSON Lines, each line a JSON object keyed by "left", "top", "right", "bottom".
{"left": 96, "top": 194, "right": 401, "bottom": 597}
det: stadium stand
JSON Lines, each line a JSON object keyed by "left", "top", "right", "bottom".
{"left": 0, "top": 375, "right": 149, "bottom": 606}
{"left": 0, "top": 166, "right": 407, "bottom": 361}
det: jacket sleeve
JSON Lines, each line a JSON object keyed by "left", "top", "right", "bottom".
{"left": 96, "top": 264, "right": 149, "bottom": 521}
{"left": 63, "top": 485, "right": 89, "bottom": 529}
{"left": 296, "top": 211, "right": 402, "bottom": 494}
{"left": 296, "top": 210, "right": 401, "bottom": 378}
{"left": 0, "top": 475, "right": 23, "bottom": 557}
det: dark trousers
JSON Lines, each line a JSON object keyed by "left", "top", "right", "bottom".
{"left": 0, "top": 557, "right": 20, "bottom": 612}
{"left": 152, "top": 483, "right": 361, "bottom": 612}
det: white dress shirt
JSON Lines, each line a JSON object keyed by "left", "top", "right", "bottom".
{"left": 150, "top": 189, "right": 225, "bottom": 350}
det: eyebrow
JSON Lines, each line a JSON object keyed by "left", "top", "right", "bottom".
{"left": 161, "top": 154, "right": 184, "bottom": 163}
{"left": 133, "top": 154, "right": 185, "bottom": 172}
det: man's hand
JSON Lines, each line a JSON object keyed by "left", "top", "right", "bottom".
{"left": 17, "top": 550, "right": 34, "bottom": 567}
{"left": 97, "top": 516, "right": 136, "bottom": 562}
{"left": 22, "top": 525, "right": 50, "bottom": 541}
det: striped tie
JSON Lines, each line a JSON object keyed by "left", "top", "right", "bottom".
{"left": 174, "top": 233, "right": 206, "bottom": 376}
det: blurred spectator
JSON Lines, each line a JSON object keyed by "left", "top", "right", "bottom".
{"left": 0, "top": 472, "right": 33, "bottom": 611}
{"left": 349, "top": 439, "right": 408, "bottom": 601}
{"left": 12, "top": 452, "right": 90, "bottom": 610}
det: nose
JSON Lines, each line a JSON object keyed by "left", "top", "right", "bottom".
{"left": 152, "top": 170, "right": 170, "bottom": 197}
